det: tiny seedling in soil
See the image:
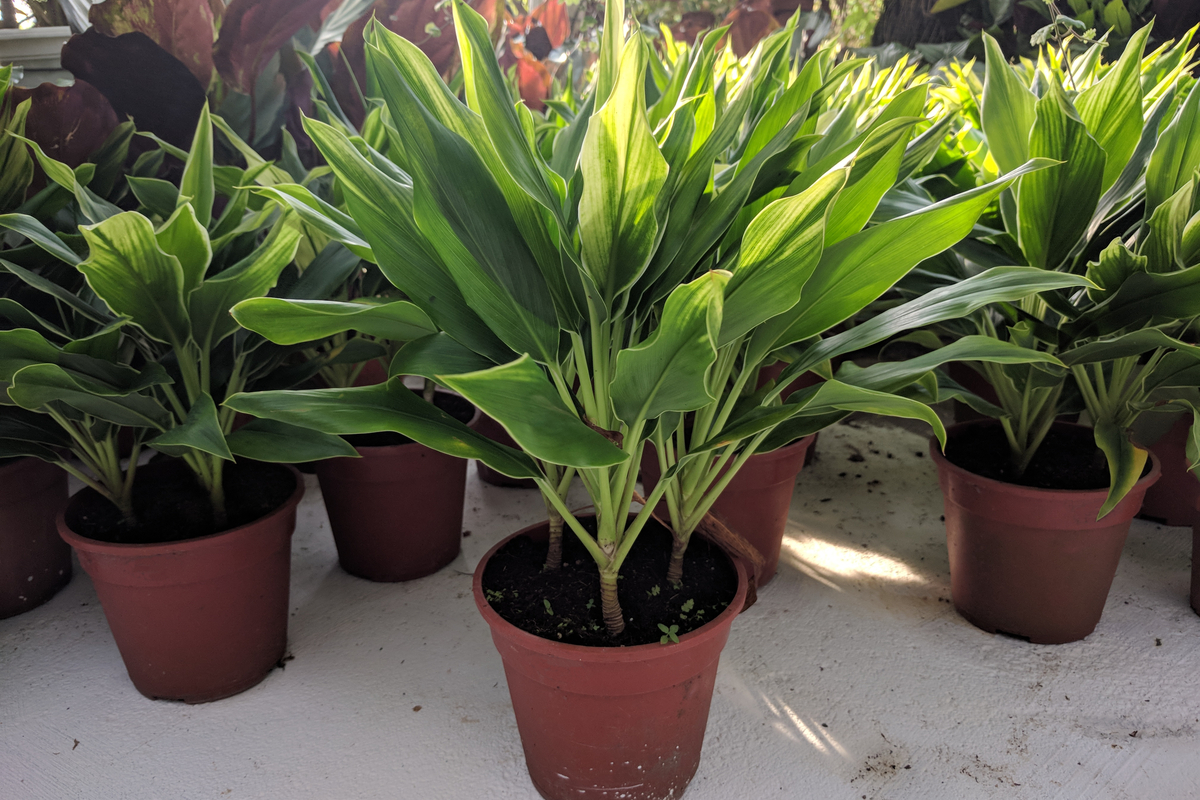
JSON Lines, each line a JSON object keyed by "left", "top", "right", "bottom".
{"left": 648, "top": 585, "right": 661, "bottom": 597}
{"left": 544, "top": 599, "right": 553, "bottom": 616}
{"left": 659, "top": 623, "right": 680, "bottom": 644}
{"left": 680, "top": 598, "right": 695, "bottom": 619}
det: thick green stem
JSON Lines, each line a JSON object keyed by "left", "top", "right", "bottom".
{"left": 666, "top": 535, "right": 688, "bottom": 585}
{"left": 599, "top": 570, "right": 623, "bottom": 636}
{"left": 544, "top": 506, "right": 564, "bottom": 571}
{"left": 423, "top": 377, "right": 436, "bottom": 403}
{"left": 210, "top": 457, "right": 228, "bottom": 530}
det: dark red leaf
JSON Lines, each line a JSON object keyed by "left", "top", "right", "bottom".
{"left": 61, "top": 29, "right": 207, "bottom": 149}
{"left": 88, "top": 0, "right": 217, "bottom": 89}
{"left": 673, "top": 11, "right": 716, "bottom": 46}
{"left": 514, "top": 47, "right": 551, "bottom": 111}
{"left": 9, "top": 80, "right": 118, "bottom": 169}
{"left": 213, "top": 0, "right": 331, "bottom": 95}
{"left": 721, "top": 0, "right": 779, "bottom": 58}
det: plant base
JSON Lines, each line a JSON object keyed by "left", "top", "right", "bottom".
{"left": 641, "top": 435, "right": 813, "bottom": 586}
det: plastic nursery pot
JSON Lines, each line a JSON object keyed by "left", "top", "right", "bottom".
{"left": 475, "top": 519, "right": 748, "bottom": 800}
{"left": 641, "top": 435, "right": 814, "bottom": 586}
{"left": 57, "top": 465, "right": 304, "bottom": 703}
{"left": 316, "top": 396, "right": 480, "bottom": 581}
{"left": 1136, "top": 414, "right": 1198, "bottom": 527}
{"left": 930, "top": 422, "right": 1161, "bottom": 645}
{"left": 0, "top": 457, "right": 71, "bottom": 619}
{"left": 473, "top": 413, "right": 537, "bottom": 489}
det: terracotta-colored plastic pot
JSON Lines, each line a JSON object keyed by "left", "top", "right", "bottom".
{"left": 316, "top": 401, "right": 479, "bottom": 581}
{"left": 0, "top": 457, "right": 71, "bottom": 619}
{"left": 474, "top": 520, "right": 749, "bottom": 800}
{"left": 58, "top": 466, "right": 303, "bottom": 703}
{"left": 1136, "top": 414, "right": 1198, "bottom": 526}
{"left": 930, "top": 422, "right": 1161, "bottom": 644}
{"left": 474, "top": 413, "right": 537, "bottom": 489}
{"left": 641, "top": 435, "right": 814, "bottom": 586}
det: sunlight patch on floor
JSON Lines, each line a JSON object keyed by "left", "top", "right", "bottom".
{"left": 780, "top": 533, "right": 926, "bottom": 590}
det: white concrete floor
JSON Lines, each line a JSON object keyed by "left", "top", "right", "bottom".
{"left": 2, "top": 419, "right": 1198, "bottom": 800}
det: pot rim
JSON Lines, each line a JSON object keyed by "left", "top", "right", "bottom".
{"left": 58, "top": 463, "right": 304, "bottom": 556}
{"left": 473, "top": 516, "right": 749, "bottom": 662}
{"left": 929, "top": 419, "right": 1162, "bottom": 499}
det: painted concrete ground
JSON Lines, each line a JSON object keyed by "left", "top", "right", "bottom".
{"left": 2, "top": 419, "right": 1197, "bottom": 799}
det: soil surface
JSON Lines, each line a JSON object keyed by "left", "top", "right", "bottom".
{"left": 482, "top": 516, "right": 739, "bottom": 647}
{"left": 66, "top": 459, "right": 296, "bottom": 544}
{"left": 342, "top": 392, "right": 475, "bottom": 449}
{"left": 945, "top": 422, "right": 1146, "bottom": 491}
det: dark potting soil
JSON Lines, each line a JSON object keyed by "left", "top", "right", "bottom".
{"left": 945, "top": 423, "right": 1148, "bottom": 491}
{"left": 342, "top": 392, "right": 475, "bottom": 449}
{"left": 482, "top": 517, "right": 739, "bottom": 647}
{"left": 66, "top": 459, "right": 296, "bottom": 545}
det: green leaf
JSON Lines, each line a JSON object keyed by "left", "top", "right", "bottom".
{"left": 451, "top": 0, "right": 565, "bottom": 226}
{"left": 148, "top": 392, "right": 231, "bottom": 460}
{"left": 578, "top": 37, "right": 669, "bottom": 303}
{"left": 1142, "top": 181, "right": 1194, "bottom": 272}
{"left": 11, "top": 134, "right": 121, "bottom": 223}
{"left": 1067, "top": 263, "right": 1200, "bottom": 337}
{"left": 825, "top": 119, "right": 915, "bottom": 246}
{"left": 155, "top": 204, "right": 212, "bottom": 293}
{"left": 770, "top": 160, "right": 1054, "bottom": 346}
{"left": 180, "top": 104, "right": 214, "bottom": 228}
{"left": 594, "top": 0, "right": 625, "bottom": 107}
{"left": 225, "top": 380, "right": 540, "bottom": 479}
{"left": 1075, "top": 25, "right": 1148, "bottom": 192}
{"left": 0, "top": 213, "right": 82, "bottom": 265}
{"left": 439, "top": 355, "right": 628, "bottom": 469}
{"left": 837, "top": 336, "right": 1064, "bottom": 394}
{"left": 78, "top": 212, "right": 191, "bottom": 346}
{"left": 367, "top": 60, "right": 560, "bottom": 364}
{"left": 253, "top": 184, "right": 374, "bottom": 261}
{"left": 982, "top": 33, "right": 1038, "bottom": 175}
{"left": 1085, "top": 238, "right": 1147, "bottom": 300}
{"left": 231, "top": 298, "right": 436, "bottom": 345}
{"left": 127, "top": 176, "right": 181, "bottom": 219}
{"left": 1017, "top": 80, "right": 1106, "bottom": 270}
{"left": 720, "top": 169, "right": 846, "bottom": 346}
{"left": 188, "top": 225, "right": 302, "bottom": 350}
{"left": 1146, "top": 79, "right": 1200, "bottom": 216}
{"left": 1094, "top": 420, "right": 1148, "bottom": 519}
{"left": 302, "top": 117, "right": 508, "bottom": 363}
{"left": 765, "top": 267, "right": 1094, "bottom": 387}
{"left": 225, "top": 418, "right": 360, "bottom": 462}
{"left": 611, "top": 271, "right": 727, "bottom": 424}
{"left": 1060, "top": 328, "right": 1196, "bottom": 367}
{"left": 388, "top": 332, "right": 495, "bottom": 379}
{"left": 7, "top": 363, "right": 171, "bottom": 428}
{"left": 930, "top": 0, "right": 971, "bottom": 9}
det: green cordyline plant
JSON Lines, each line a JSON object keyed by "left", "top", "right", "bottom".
{"left": 899, "top": 25, "right": 1200, "bottom": 516}
{"left": 0, "top": 105, "right": 353, "bottom": 527}
{"left": 227, "top": 0, "right": 1083, "bottom": 635}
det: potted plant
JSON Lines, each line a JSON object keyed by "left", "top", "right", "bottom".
{"left": 921, "top": 27, "right": 1200, "bottom": 643}
{"left": 227, "top": 3, "right": 1079, "bottom": 796}
{"left": 0, "top": 105, "right": 352, "bottom": 701}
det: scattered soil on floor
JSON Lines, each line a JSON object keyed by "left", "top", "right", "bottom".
{"left": 66, "top": 459, "right": 296, "bottom": 544}
{"left": 342, "top": 392, "right": 475, "bottom": 448}
{"left": 945, "top": 423, "right": 1147, "bottom": 491}
{"left": 482, "top": 517, "right": 739, "bottom": 647}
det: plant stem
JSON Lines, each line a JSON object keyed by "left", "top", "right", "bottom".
{"left": 423, "top": 377, "right": 436, "bottom": 403}
{"left": 599, "top": 569, "right": 623, "bottom": 636}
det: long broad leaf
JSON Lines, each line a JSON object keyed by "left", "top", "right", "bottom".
{"left": 438, "top": 356, "right": 628, "bottom": 469}
{"left": 232, "top": 298, "right": 436, "bottom": 345}
{"left": 611, "top": 271, "right": 726, "bottom": 424}
{"left": 225, "top": 380, "right": 540, "bottom": 479}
